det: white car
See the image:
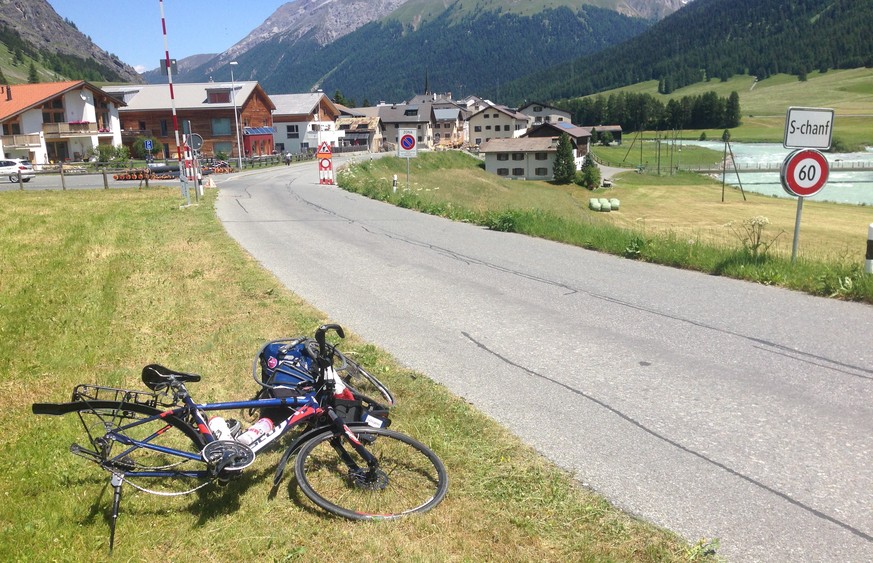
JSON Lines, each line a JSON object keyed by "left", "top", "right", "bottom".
{"left": 1, "top": 158, "right": 35, "bottom": 182}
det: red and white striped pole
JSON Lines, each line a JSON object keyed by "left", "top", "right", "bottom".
{"left": 158, "top": 0, "right": 188, "bottom": 204}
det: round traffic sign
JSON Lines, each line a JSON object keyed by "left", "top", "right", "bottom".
{"left": 400, "top": 134, "right": 416, "bottom": 151}
{"left": 780, "top": 149, "right": 829, "bottom": 197}
{"left": 188, "top": 133, "right": 203, "bottom": 151}
{"left": 319, "top": 158, "right": 331, "bottom": 169}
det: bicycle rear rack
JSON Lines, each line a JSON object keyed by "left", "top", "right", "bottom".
{"left": 72, "top": 383, "right": 179, "bottom": 408}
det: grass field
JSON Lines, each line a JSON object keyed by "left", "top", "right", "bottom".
{"left": 0, "top": 187, "right": 711, "bottom": 561}
{"left": 589, "top": 68, "right": 873, "bottom": 148}
{"left": 338, "top": 151, "right": 873, "bottom": 302}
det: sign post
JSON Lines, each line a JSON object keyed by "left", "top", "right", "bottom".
{"left": 316, "top": 141, "right": 333, "bottom": 185}
{"left": 781, "top": 107, "right": 833, "bottom": 264}
{"left": 397, "top": 129, "right": 417, "bottom": 190}
{"left": 780, "top": 148, "right": 830, "bottom": 264}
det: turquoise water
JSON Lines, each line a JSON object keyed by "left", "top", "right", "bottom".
{"left": 683, "top": 141, "right": 873, "bottom": 205}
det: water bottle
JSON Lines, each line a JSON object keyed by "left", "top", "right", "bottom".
{"left": 237, "top": 417, "right": 274, "bottom": 446}
{"left": 208, "top": 416, "right": 234, "bottom": 441}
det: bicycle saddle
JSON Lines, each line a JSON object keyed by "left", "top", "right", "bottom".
{"left": 141, "top": 364, "right": 201, "bottom": 390}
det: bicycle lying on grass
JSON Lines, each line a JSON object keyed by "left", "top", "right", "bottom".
{"left": 32, "top": 324, "right": 448, "bottom": 552}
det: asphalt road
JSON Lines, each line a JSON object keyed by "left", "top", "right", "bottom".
{"left": 215, "top": 156, "right": 873, "bottom": 562}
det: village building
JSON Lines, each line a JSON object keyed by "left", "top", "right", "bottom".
{"left": 467, "top": 102, "right": 531, "bottom": 146}
{"left": 335, "top": 115, "right": 383, "bottom": 151}
{"left": 0, "top": 81, "right": 125, "bottom": 165}
{"left": 271, "top": 92, "right": 343, "bottom": 154}
{"left": 523, "top": 121, "right": 592, "bottom": 170}
{"left": 518, "top": 101, "right": 572, "bottom": 126}
{"left": 102, "top": 81, "right": 275, "bottom": 160}
{"left": 478, "top": 137, "right": 559, "bottom": 180}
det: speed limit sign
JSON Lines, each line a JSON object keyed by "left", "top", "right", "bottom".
{"left": 780, "top": 149, "right": 829, "bottom": 197}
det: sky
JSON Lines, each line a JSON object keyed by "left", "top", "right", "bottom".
{"left": 48, "top": 1, "right": 289, "bottom": 73}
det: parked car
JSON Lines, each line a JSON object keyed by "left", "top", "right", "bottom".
{"left": 1, "top": 158, "right": 35, "bottom": 182}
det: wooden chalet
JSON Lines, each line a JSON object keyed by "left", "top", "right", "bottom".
{"left": 102, "top": 82, "right": 275, "bottom": 159}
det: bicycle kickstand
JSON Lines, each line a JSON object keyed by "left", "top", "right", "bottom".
{"left": 109, "top": 473, "right": 123, "bottom": 553}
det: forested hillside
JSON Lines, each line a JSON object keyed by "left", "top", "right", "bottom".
{"left": 0, "top": 24, "right": 127, "bottom": 83}
{"left": 184, "top": 5, "right": 649, "bottom": 102}
{"left": 497, "top": 0, "right": 873, "bottom": 105}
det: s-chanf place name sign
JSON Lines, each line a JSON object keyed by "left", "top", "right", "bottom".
{"left": 783, "top": 107, "right": 834, "bottom": 150}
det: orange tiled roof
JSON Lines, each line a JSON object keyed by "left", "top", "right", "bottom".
{"left": 0, "top": 81, "right": 85, "bottom": 121}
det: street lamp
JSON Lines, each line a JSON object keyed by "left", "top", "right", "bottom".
{"left": 229, "top": 61, "right": 243, "bottom": 170}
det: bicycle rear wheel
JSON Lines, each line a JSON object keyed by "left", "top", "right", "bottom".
{"left": 294, "top": 427, "right": 447, "bottom": 520}
{"left": 63, "top": 401, "right": 208, "bottom": 495}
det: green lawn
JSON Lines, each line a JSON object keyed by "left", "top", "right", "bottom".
{"left": 1, "top": 187, "right": 710, "bottom": 562}
{"left": 588, "top": 68, "right": 873, "bottom": 148}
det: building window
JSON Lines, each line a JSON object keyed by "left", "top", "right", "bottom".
{"left": 474, "top": 125, "right": 482, "bottom": 132}
{"left": 213, "top": 141, "right": 232, "bottom": 156}
{"left": 533, "top": 105, "right": 543, "bottom": 112}
{"left": 484, "top": 114, "right": 489, "bottom": 119}
{"left": 497, "top": 168, "right": 509, "bottom": 176}
{"left": 475, "top": 138, "right": 482, "bottom": 145}
{"left": 535, "top": 152, "right": 547, "bottom": 160}
{"left": 485, "top": 125, "right": 491, "bottom": 130}
{"left": 497, "top": 153, "right": 509, "bottom": 161}
{"left": 160, "top": 119, "right": 168, "bottom": 137}
{"left": 535, "top": 167, "right": 548, "bottom": 176}
{"left": 503, "top": 125, "right": 510, "bottom": 131}
{"left": 211, "top": 118, "right": 231, "bottom": 136}
{"left": 286, "top": 124, "right": 299, "bottom": 139}
{"left": 512, "top": 153, "right": 524, "bottom": 161}
{"left": 207, "top": 91, "right": 231, "bottom": 103}
{"left": 512, "top": 168, "right": 524, "bottom": 176}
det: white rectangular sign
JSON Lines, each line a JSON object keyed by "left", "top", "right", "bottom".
{"left": 397, "top": 128, "right": 418, "bottom": 158}
{"left": 784, "top": 107, "right": 834, "bottom": 150}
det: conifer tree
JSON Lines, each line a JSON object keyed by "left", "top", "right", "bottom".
{"left": 553, "top": 133, "right": 576, "bottom": 184}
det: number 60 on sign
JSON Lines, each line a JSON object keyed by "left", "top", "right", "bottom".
{"left": 780, "top": 149, "right": 829, "bottom": 198}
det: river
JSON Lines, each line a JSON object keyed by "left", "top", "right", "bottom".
{"left": 681, "top": 141, "right": 873, "bottom": 205}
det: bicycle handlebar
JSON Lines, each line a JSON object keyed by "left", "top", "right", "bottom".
{"left": 314, "top": 324, "right": 344, "bottom": 368}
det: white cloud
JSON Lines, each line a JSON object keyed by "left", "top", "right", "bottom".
{"left": 134, "top": 65, "right": 147, "bottom": 73}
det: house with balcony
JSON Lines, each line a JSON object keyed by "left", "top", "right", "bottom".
{"left": 0, "top": 81, "right": 125, "bottom": 164}
{"left": 523, "top": 122, "right": 592, "bottom": 170}
{"left": 271, "top": 92, "right": 343, "bottom": 154}
{"left": 335, "top": 115, "right": 383, "bottom": 151}
{"left": 102, "top": 81, "right": 275, "bottom": 160}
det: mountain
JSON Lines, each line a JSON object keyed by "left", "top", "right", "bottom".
{"left": 0, "top": 0, "right": 142, "bottom": 83}
{"left": 151, "top": 0, "right": 678, "bottom": 102}
{"left": 497, "top": 0, "right": 873, "bottom": 105}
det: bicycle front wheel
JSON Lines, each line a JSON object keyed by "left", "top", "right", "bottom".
{"left": 294, "top": 427, "right": 448, "bottom": 520}
{"left": 64, "top": 401, "right": 208, "bottom": 495}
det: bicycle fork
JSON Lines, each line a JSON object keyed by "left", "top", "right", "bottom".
{"left": 326, "top": 410, "right": 380, "bottom": 481}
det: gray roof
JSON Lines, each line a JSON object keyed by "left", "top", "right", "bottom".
{"left": 376, "top": 103, "right": 433, "bottom": 124}
{"left": 271, "top": 92, "right": 331, "bottom": 116}
{"left": 524, "top": 122, "right": 591, "bottom": 140}
{"left": 479, "top": 137, "right": 558, "bottom": 153}
{"left": 433, "top": 108, "right": 461, "bottom": 121}
{"left": 102, "top": 82, "right": 261, "bottom": 111}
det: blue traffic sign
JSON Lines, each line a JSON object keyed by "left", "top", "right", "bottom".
{"left": 144, "top": 139, "right": 153, "bottom": 151}
{"left": 400, "top": 135, "right": 416, "bottom": 150}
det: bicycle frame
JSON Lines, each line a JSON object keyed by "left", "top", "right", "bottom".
{"left": 102, "top": 393, "right": 324, "bottom": 479}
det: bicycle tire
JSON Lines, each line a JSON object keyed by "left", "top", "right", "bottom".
{"left": 59, "top": 400, "right": 208, "bottom": 495}
{"left": 294, "top": 427, "right": 448, "bottom": 520}
{"left": 340, "top": 358, "right": 396, "bottom": 407}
